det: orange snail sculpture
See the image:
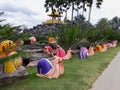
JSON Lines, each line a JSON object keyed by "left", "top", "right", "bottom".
{"left": 95, "top": 45, "right": 103, "bottom": 52}
{"left": 48, "top": 37, "right": 56, "bottom": 43}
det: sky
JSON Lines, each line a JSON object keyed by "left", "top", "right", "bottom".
{"left": 0, "top": 0, "right": 120, "bottom": 28}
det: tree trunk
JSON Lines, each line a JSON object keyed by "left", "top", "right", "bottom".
{"left": 71, "top": 2, "right": 74, "bottom": 25}
{"left": 82, "top": 2, "right": 85, "bottom": 17}
{"left": 88, "top": 6, "right": 92, "bottom": 23}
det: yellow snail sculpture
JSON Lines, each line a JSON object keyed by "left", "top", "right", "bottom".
{"left": 0, "top": 40, "right": 22, "bottom": 73}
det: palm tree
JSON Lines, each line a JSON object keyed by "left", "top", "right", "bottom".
{"left": 71, "top": 1, "right": 74, "bottom": 23}
{"left": 62, "top": 0, "right": 75, "bottom": 25}
{"left": 44, "top": 0, "right": 57, "bottom": 23}
{"left": 44, "top": 0, "right": 56, "bottom": 12}
{"left": 0, "top": 51, "right": 31, "bottom": 64}
{"left": 87, "top": 0, "right": 93, "bottom": 22}
{"left": 0, "top": 24, "right": 19, "bottom": 41}
{"left": 47, "top": 25, "right": 89, "bottom": 51}
{"left": 44, "top": 0, "right": 103, "bottom": 25}
{"left": 81, "top": 0, "right": 87, "bottom": 16}
{"left": 96, "top": 0, "right": 103, "bottom": 8}
{"left": 87, "top": 0, "right": 103, "bottom": 23}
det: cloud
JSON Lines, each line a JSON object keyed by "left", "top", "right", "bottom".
{"left": 0, "top": 0, "right": 48, "bottom": 28}
{"left": 84, "top": 0, "right": 120, "bottom": 24}
{"left": 0, "top": 3, "right": 37, "bottom": 16}
{"left": 0, "top": 11, "right": 42, "bottom": 28}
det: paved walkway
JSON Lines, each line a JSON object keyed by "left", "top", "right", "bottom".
{"left": 90, "top": 51, "right": 120, "bottom": 90}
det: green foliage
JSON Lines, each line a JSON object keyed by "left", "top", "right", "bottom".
{"left": 87, "top": 28, "right": 120, "bottom": 45}
{"left": 0, "top": 23, "right": 27, "bottom": 42}
{"left": 34, "top": 34, "right": 48, "bottom": 44}
{"left": 88, "top": 28, "right": 120, "bottom": 44}
{"left": 96, "top": 18, "right": 111, "bottom": 31}
{"left": 87, "top": 29, "right": 106, "bottom": 45}
{"left": 47, "top": 25, "right": 89, "bottom": 50}
{"left": 0, "top": 13, "right": 32, "bottom": 65}
{"left": 0, "top": 51, "right": 31, "bottom": 64}
{"left": 74, "top": 14, "right": 86, "bottom": 27}
{"left": 0, "top": 14, "right": 26, "bottom": 42}
{"left": 21, "top": 33, "right": 31, "bottom": 44}
{"left": 87, "top": 17, "right": 120, "bottom": 44}
{"left": 102, "top": 29, "right": 120, "bottom": 41}
{"left": 0, "top": 24, "right": 18, "bottom": 41}
{"left": 110, "top": 16, "right": 120, "bottom": 30}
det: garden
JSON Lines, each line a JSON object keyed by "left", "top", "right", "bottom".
{"left": 0, "top": 2, "right": 120, "bottom": 88}
{"left": 0, "top": 46, "right": 120, "bottom": 90}
{"left": 0, "top": 22, "right": 120, "bottom": 90}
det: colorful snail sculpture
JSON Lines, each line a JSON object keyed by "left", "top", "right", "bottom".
{"left": 4, "top": 52, "right": 22, "bottom": 73}
{"left": 36, "top": 56, "right": 64, "bottom": 79}
{"left": 95, "top": 45, "right": 103, "bottom": 52}
{"left": 0, "top": 40, "right": 22, "bottom": 73}
{"left": 29, "top": 36, "right": 36, "bottom": 44}
{"left": 79, "top": 46, "right": 95, "bottom": 59}
{"left": 79, "top": 47, "right": 88, "bottom": 59}
{"left": 63, "top": 49, "right": 72, "bottom": 60}
{"left": 107, "top": 40, "right": 118, "bottom": 48}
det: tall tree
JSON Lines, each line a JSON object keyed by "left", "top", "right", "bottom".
{"left": 96, "top": 0, "right": 103, "bottom": 8}
{"left": 81, "top": 0, "right": 87, "bottom": 16}
{"left": 71, "top": 1, "right": 74, "bottom": 24}
{"left": 74, "top": 14, "right": 86, "bottom": 27}
{"left": 110, "top": 16, "right": 120, "bottom": 31}
{"left": 44, "top": 0, "right": 103, "bottom": 25}
{"left": 87, "top": 0, "right": 93, "bottom": 22}
{"left": 87, "top": 0, "right": 103, "bottom": 23}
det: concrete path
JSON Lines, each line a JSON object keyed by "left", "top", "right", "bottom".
{"left": 90, "top": 51, "right": 120, "bottom": 90}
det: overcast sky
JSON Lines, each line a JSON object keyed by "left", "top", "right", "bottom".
{"left": 0, "top": 0, "right": 120, "bottom": 28}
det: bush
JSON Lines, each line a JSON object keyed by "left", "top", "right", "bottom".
{"left": 47, "top": 25, "right": 89, "bottom": 51}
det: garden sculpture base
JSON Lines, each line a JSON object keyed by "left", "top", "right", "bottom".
{"left": 0, "top": 66, "right": 28, "bottom": 86}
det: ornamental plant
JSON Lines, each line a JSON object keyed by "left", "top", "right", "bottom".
{"left": 47, "top": 25, "right": 89, "bottom": 51}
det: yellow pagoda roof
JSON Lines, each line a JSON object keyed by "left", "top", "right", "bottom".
{"left": 47, "top": 11, "right": 62, "bottom": 17}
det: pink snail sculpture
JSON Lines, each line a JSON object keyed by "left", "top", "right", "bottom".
{"left": 29, "top": 36, "right": 36, "bottom": 44}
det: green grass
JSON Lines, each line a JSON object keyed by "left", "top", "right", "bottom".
{"left": 1, "top": 46, "right": 120, "bottom": 90}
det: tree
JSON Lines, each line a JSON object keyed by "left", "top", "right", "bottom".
{"left": 87, "top": 0, "right": 93, "bottom": 22}
{"left": 87, "top": 0, "right": 103, "bottom": 22}
{"left": 81, "top": 0, "right": 87, "bottom": 16}
{"left": 74, "top": 0, "right": 82, "bottom": 17}
{"left": 110, "top": 16, "right": 120, "bottom": 31}
{"left": 44, "top": 0, "right": 103, "bottom": 25}
{"left": 74, "top": 14, "right": 86, "bottom": 27}
{"left": 96, "top": 0, "right": 103, "bottom": 8}
{"left": 96, "top": 18, "right": 111, "bottom": 31}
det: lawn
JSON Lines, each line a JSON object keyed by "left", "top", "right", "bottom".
{"left": 1, "top": 46, "right": 120, "bottom": 90}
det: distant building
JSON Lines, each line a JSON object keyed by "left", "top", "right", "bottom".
{"left": 42, "top": 11, "right": 64, "bottom": 24}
